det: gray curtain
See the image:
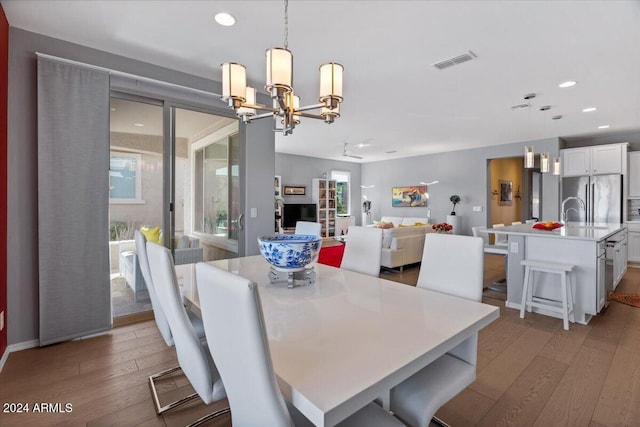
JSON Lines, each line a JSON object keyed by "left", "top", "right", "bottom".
{"left": 37, "top": 57, "right": 111, "bottom": 346}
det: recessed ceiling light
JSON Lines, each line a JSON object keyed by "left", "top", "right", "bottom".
{"left": 355, "top": 143, "right": 371, "bottom": 148}
{"left": 597, "top": 125, "right": 610, "bottom": 129}
{"left": 215, "top": 12, "right": 236, "bottom": 26}
{"left": 134, "top": 123, "right": 145, "bottom": 127}
{"left": 582, "top": 107, "right": 597, "bottom": 112}
{"left": 558, "top": 81, "right": 577, "bottom": 88}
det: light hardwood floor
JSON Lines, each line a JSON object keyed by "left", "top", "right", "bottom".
{"left": 1, "top": 256, "right": 639, "bottom": 426}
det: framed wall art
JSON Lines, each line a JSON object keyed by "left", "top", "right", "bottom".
{"left": 283, "top": 185, "right": 306, "bottom": 196}
{"left": 391, "top": 185, "right": 427, "bottom": 207}
{"left": 499, "top": 180, "right": 513, "bottom": 206}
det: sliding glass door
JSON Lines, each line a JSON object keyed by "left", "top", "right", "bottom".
{"left": 109, "top": 95, "right": 241, "bottom": 320}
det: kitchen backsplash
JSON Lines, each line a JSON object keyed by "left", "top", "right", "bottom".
{"left": 628, "top": 199, "right": 640, "bottom": 221}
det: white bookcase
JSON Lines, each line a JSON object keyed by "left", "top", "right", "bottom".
{"left": 312, "top": 178, "right": 337, "bottom": 237}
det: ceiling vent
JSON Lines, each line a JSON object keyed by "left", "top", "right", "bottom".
{"left": 433, "top": 51, "right": 477, "bottom": 70}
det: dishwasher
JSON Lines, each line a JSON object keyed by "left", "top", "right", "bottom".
{"left": 597, "top": 240, "right": 607, "bottom": 311}
{"left": 604, "top": 231, "right": 626, "bottom": 309}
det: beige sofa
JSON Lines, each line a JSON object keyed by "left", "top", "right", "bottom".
{"left": 374, "top": 217, "right": 433, "bottom": 271}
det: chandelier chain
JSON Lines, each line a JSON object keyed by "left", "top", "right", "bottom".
{"left": 284, "top": 0, "right": 289, "bottom": 49}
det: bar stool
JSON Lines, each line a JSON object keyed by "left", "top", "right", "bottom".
{"left": 520, "top": 259, "right": 575, "bottom": 330}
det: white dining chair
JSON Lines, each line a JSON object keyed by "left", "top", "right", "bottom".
{"left": 491, "top": 223, "right": 508, "bottom": 246}
{"left": 295, "top": 221, "right": 323, "bottom": 264}
{"left": 295, "top": 220, "right": 322, "bottom": 236}
{"left": 195, "top": 262, "right": 404, "bottom": 427}
{"left": 134, "top": 231, "right": 206, "bottom": 414}
{"left": 390, "top": 233, "right": 483, "bottom": 427}
{"left": 341, "top": 225, "right": 383, "bottom": 277}
{"left": 147, "top": 242, "right": 228, "bottom": 426}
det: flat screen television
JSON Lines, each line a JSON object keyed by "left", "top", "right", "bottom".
{"left": 282, "top": 203, "right": 317, "bottom": 229}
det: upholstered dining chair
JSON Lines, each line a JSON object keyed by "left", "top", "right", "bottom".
{"left": 195, "top": 262, "right": 404, "bottom": 427}
{"left": 134, "top": 231, "right": 207, "bottom": 414}
{"left": 340, "top": 226, "right": 383, "bottom": 277}
{"left": 147, "top": 242, "right": 228, "bottom": 426}
{"left": 295, "top": 220, "right": 322, "bottom": 236}
{"left": 390, "top": 233, "right": 484, "bottom": 427}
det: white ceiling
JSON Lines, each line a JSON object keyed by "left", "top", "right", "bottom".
{"left": 4, "top": 0, "right": 640, "bottom": 163}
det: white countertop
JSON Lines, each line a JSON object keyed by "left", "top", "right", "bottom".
{"left": 491, "top": 222, "right": 625, "bottom": 241}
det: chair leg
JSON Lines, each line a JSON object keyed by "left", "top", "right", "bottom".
{"left": 188, "top": 406, "right": 232, "bottom": 427}
{"left": 520, "top": 266, "right": 530, "bottom": 319}
{"left": 432, "top": 415, "right": 452, "bottom": 427}
{"left": 149, "top": 366, "right": 200, "bottom": 414}
{"left": 561, "top": 272, "right": 569, "bottom": 330}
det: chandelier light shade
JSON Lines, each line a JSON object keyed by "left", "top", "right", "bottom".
{"left": 524, "top": 146, "right": 535, "bottom": 168}
{"left": 236, "top": 86, "right": 256, "bottom": 118}
{"left": 540, "top": 152, "right": 550, "bottom": 173}
{"left": 265, "top": 47, "right": 293, "bottom": 94}
{"left": 221, "top": 62, "right": 247, "bottom": 108}
{"left": 553, "top": 157, "right": 561, "bottom": 175}
{"left": 220, "top": 0, "right": 343, "bottom": 135}
{"left": 319, "top": 62, "right": 344, "bottom": 105}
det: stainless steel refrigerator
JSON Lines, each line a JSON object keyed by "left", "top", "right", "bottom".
{"left": 561, "top": 174, "right": 623, "bottom": 223}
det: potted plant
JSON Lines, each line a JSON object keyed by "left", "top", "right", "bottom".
{"left": 449, "top": 195, "right": 461, "bottom": 215}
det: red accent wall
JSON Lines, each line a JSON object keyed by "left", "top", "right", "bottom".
{"left": 0, "top": 3, "right": 8, "bottom": 356}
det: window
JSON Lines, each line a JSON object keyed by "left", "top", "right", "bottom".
{"left": 331, "top": 170, "right": 350, "bottom": 215}
{"left": 109, "top": 152, "right": 143, "bottom": 203}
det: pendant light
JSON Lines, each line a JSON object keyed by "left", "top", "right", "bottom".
{"left": 540, "top": 152, "right": 550, "bottom": 173}
{"left": 552, "top": 157, "right": 561, "bottom": 175}
{"left": 524, "top": 93, "right": 536, "bottom": 169}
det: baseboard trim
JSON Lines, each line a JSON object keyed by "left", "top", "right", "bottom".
{"left": 0, "top": 347, "right": 8, "bottom": 373}
{"left": 8, "top": 339, "right": 39, "bottom": 352}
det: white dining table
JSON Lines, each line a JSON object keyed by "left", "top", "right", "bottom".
{"left": 177, "top": 255, "right": 499, "bottom": 427}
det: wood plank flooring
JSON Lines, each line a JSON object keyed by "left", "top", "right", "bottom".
{"left": 1, "top": 256, "right": 639, "bottom": 426}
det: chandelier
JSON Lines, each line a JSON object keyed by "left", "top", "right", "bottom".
{"left": 220, "top": 0, "right": 343, "bottom": 135}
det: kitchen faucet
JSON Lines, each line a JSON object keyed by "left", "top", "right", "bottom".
{"left": 561, "top": 196, "right": 585, "bottom": 224}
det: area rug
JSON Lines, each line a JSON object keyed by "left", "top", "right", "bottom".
{"left": 317, "top": 244, "right": 345, "bottom": 268}
{"left": 608, "top": 292, "right": 640, "bottom": 308}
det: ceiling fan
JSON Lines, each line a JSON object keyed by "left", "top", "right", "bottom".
{"left": 342, "top": 142, "right": 363, "bottom": 159}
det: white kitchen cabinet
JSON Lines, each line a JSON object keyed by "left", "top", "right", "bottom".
{"left": 592, "top": 144, "right": 623, "bottom": 175}
{"left": 562, "top": 148, "right": 591, "bottom": 177}
{"left": 628, "top": 152, "right": 640, "bottom": 198}
{"left": 628, "top": 230, "right": 640, "bottom": 263}
{"left": 561, "top": 143, "right": 625, "bottom": 177}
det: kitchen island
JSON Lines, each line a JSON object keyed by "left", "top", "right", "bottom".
{"left": 492, "top": 222, "right": 627, "bottom": 325}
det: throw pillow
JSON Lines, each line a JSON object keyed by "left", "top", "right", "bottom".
{"left": 415, "top": 222, "right": 426, "bottom": 226}
{"left": 140, "top": 226, "right": 161, "bottom": 244}
{"left": 375, "top": 221, "right": 394, "bottom": 229}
